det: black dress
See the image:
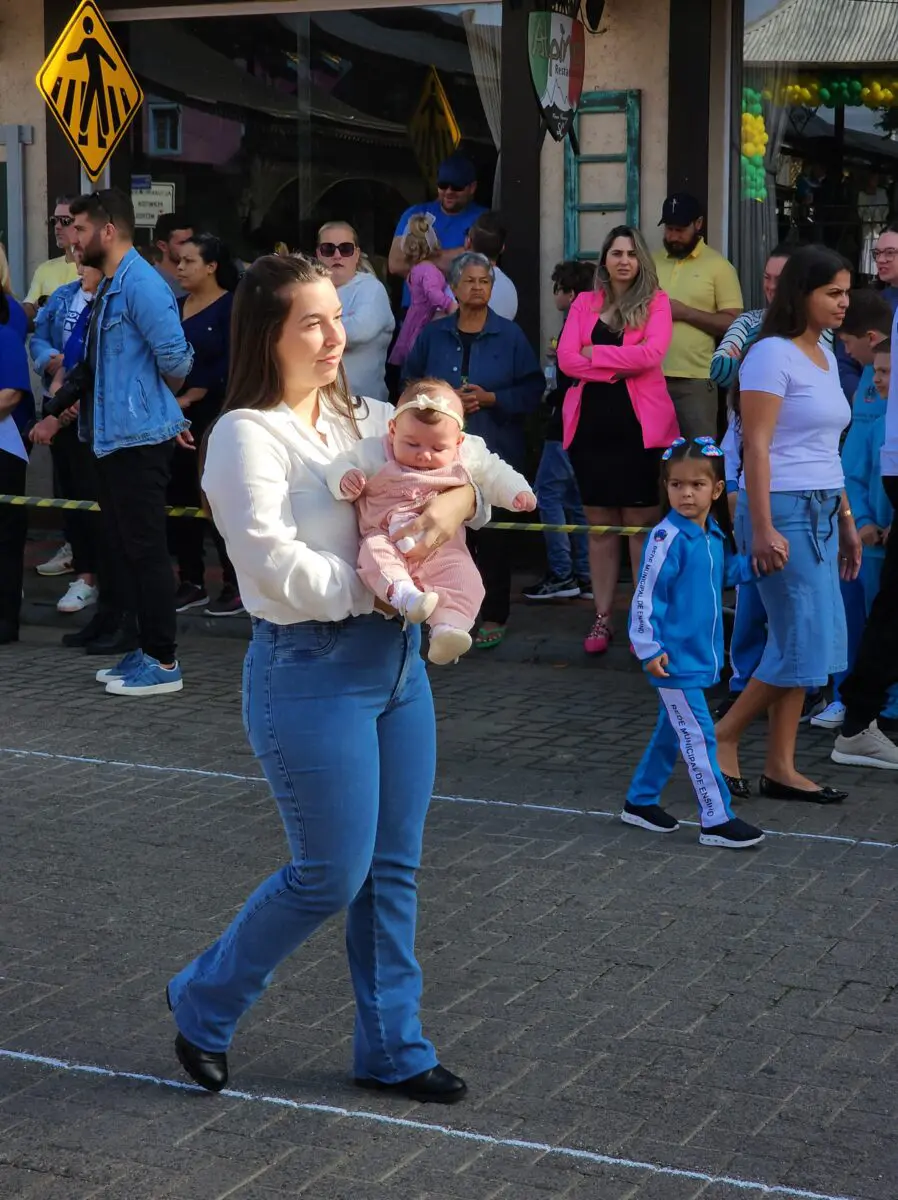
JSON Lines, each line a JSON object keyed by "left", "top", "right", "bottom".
{"left": 567, "top": 316, "right": 663, "bottom": 509}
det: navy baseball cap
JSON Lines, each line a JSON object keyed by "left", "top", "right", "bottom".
{"left": 437, "top": 152, "right": 477, "bottom": 189}
{"left": 659, "top": 193, "right": 703, "bottom": 226}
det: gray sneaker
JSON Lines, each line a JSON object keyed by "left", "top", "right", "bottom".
{"left": 831, "top": 721, "right": 898, "bottom": 771}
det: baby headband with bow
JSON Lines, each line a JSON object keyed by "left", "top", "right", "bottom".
{"left": 662, "top": 436, "right": 723, "bottom": 460}
{"left": 394, "top": 393, "right": 465, "bottom": 430}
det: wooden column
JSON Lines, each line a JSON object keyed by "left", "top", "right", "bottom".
{"left": 499, "top": 0, "right": 543, "bottom": 350}
{"left": 666, "top": 0, "right": 713, "bottom": 211}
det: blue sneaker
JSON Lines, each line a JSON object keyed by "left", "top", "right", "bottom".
{"left": 105, "top": 655, "right": 183, "bottom": 696}
{"left": 95, "top": 649, "right": 144, "bottom": 684}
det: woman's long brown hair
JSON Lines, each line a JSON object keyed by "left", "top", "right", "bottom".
{"left": 222, "top": 253, "right": 366, "bottom": 434}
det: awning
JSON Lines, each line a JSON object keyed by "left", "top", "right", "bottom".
{"left": 128, "top": 19, "right": 408, "bottom": 135}
{"left": 745, "top": 0, "right": 898, "bottom": 67}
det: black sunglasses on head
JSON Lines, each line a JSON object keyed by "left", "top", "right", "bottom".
{"left": 89, "top": 191, "right": 115, "bottom": 225}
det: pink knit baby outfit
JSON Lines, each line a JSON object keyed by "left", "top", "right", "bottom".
{"left": 356, "top": 439, "right": 485, "bottom": 631}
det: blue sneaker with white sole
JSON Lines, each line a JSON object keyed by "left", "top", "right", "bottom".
{"left": 95, "top": 649, "right": 144, "bottom": 684}
{"left": 105, "top": 655, "right": 183, "bottom": 696}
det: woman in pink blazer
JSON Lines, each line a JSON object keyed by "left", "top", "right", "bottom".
{"left": 557, "top": 225, "right": 679, "bottom": 654}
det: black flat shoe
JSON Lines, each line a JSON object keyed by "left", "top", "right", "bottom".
{"left": 166, "top": 987, "right": 228, "bottom": 1093}
{"left": 174, "top": 1033, "right": 229, "bottom": 1093}
{"left": 759, "top": 775, "right": 847, "bottom": 804}
{"left": 61, "top": 611, "right": 117, "bottom": 648}
{"left": 354, "top": 1064, "right": 467, "bottom": 1105}
{"left": 84, "top": 627, "right": 140, "bottom": 656}
{"left": 723, "top": 772, "right": 751, "bottom": 800}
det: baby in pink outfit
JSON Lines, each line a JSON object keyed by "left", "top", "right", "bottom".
{"left": 327, "top": 381, "right": 536, "bottom": 664}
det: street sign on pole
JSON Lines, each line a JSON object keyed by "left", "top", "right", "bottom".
{"left": 36, "top": 0, "right": 143, "bottom": 182}
{"left": 409, "top": 67, "right": 461, "bottom": 191}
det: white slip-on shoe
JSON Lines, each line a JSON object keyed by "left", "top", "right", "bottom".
{"left": 810, "top": 701, "right": 846, "bottom": 730}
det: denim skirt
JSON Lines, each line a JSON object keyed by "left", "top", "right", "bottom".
{"left": 734, "top": 489, "right": 847, "bottom": 689}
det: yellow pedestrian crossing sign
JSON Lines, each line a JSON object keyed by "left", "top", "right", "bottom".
{"left": 409, "top": 67, "right": 461, "bottom": 190}
{"left": 36, "top": 0, "right": 143, "bottom": 181}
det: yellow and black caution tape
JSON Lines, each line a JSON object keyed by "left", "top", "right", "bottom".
{"left": 487, "top": 521, "right": 650, "bottom": 535}
{"left": 0, "top": 494, "right": 205, "bottom": 518}
{"left": 0, "top": 494, "right": 651, "bottom": 535}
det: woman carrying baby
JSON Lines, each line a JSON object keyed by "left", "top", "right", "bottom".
{"left": 165, "top": 255, "right": 485, "bottom": 1104}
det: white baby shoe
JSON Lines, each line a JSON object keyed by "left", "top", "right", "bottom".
{"left": 390, "top": 580, "right": 439, "bottom": 625}
{"left": 428, "top": 624, "right": 473, "bottom": 665}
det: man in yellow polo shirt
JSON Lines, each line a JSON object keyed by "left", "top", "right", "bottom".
{"left": 653, "top": 193, "right": 743, "bottom": 439}
{"left": 23, "top": 195, "right": 80, "bottom": 322}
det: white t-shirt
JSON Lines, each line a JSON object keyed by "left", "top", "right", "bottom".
{"left": 882, "top": 308, "right": 898, "bottom": 478}
{"left": 738, "top": 338, "right": 850, "bottom": 492}
{"left": 488, "top": 265, "right": 518, "bottom": 321}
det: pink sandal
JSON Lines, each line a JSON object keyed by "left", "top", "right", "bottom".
{"left": 584, "top": 613, "right": 613, "bottom": 655}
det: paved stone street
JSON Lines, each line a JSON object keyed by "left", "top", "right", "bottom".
{"left": 1, "top": 626, "right": 897, "bottom": 1200}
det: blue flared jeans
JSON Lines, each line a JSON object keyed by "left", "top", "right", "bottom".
{"left": 168, "top": 614, "right": 439, "bottom": 1083}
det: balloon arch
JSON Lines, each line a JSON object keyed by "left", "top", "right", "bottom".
{"left": 741, "top": 73, "right": 898, "bottom": 202}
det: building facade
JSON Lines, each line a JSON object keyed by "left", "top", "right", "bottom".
{"left": 5, "top": 0, "right": 892, "bottom": 347}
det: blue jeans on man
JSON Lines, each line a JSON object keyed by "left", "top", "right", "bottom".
{"left": 534, "top": 440, "right": 590, "bottom": 580}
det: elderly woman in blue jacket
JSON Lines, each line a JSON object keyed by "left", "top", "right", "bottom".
{"left": 404, "top": 252, "right": 543, "bottom": 647}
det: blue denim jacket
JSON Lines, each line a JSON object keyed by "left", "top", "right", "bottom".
{"left": 403, "top": 310, "right": 543, "bottom": 468}
{"left": 30, "top": 280, "right": 81, "bottom": 377}
{"left": 88, "top": 248, "right": 193, "bottom": 457}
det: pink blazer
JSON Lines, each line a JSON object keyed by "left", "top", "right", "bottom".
{"left": 557, "top": 288, "right": 679, "bottom": 450}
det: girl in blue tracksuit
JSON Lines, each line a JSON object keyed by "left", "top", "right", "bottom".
{"left": 833, "top": 341, "right": 898, "bottom": 726}
{"left": 625, "top": 439, "right": 766, "bottom": 849}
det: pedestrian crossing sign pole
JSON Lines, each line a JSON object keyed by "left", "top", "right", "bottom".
{"left": 36, "top": 0, "right": 143, "bottom": 182}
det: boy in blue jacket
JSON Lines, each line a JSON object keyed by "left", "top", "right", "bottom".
{"left": 813, "top": 341, "right": 898, "bottom": 730}
{"left": 625, "top": 438, "right": 766, "bottom": 849}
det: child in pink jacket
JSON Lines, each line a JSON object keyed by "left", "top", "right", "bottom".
{"left": 389, "top": 215, "right": 457, "bottom": 367}
{"left": 327, "top": 380, "right": 535, "bottom": 665}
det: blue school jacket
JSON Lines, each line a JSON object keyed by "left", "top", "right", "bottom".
{"left": 630, "top": 510, "right": 755, "bottom": 690}
{"left": 843, "top": 368, "right": 892, "bottom": 559}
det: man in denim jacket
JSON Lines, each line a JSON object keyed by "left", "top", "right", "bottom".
{"left": 67, "top": 188, "right": 194, "bottom": 697}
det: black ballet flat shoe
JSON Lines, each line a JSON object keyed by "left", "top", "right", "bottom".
{"left": 759, "top": 775, "right": 847, "bottom": 804}
{"left": 723, "top": 772, "right": 752, "bottom": 800}
{"left": 166, "top": 987, "right": 228, "bottom": 1093}
{"left": 354, "top": 1064, "right": 467, "bottom": 1105}
{"left": 174, "top": 1033, "right": 229, "bottom": 1093}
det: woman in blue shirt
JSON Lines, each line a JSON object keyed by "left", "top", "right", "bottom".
{"left": 167, "top": 235, "right": 241, "bottom": 617}
{"left": 405, "top": 252, "right": 543, "bottom": 647}
{"left": 0, "top": 288, "right": 31, "bottom": 643}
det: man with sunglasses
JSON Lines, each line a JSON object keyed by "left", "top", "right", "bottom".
{"left": 22, "top": 196, "right": 80, "bottom": 323}
{"left": 388, "top": 151, "right": 487, "bottom": 307}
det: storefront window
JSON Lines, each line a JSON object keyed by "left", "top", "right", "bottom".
{"left": 112, "top": 3, "right": 500, "bottom": 288}
{"left": 735, "top": 0, "right": 898, "bottom": 305}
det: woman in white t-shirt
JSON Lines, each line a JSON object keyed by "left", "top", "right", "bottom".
{"left": 165, "top": 254, "right": 479, "bottom": 1104}
{"left": 716, "top": 246, "right": 861, "bottom": 804}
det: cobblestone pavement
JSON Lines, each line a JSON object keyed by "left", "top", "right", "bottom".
{"left": 1, "top": 627, "right": 897, "bottom": 1200}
